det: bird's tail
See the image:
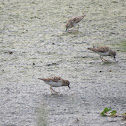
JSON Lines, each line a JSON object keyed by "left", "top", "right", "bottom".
{"left": 87, "top": 48, "right": 97, "bottom": 52}
{"left": 81, "top": 14, "right": 86, "bottom": 19}
{"left": 38, "top": 78, "right": 46, "bottom": 81}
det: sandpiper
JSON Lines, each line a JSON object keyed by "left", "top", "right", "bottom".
{"left": 65, "top": 15, "right": 86, "bottom": 31}
{"left": 88, "top": 46, "right": 116, "bottom": 61}
{"left": 38, "top": 77, "right": 70, "bottom": 94}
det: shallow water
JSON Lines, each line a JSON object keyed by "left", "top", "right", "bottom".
{"left": 0, "top": 0, "right": 126, "bottom": 126}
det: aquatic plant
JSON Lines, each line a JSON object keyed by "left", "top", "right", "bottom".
{"left": 100, "top": 107, "right": 111, "bottom": 116}
{"left": 101, "top": 107, "right": 125, "bottom": 120}
{"left": 122, "top": 113, "right": 126, "bottom": 120}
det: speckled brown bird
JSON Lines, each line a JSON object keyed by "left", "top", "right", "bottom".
{"left": 38, "top": 77, "right": 70, "bottom": 94}
{"left": 88, "top": 46, "right": 116, "bottom": 61}
{"left": 65, "top": 15, "right": 86, "bottom": 31}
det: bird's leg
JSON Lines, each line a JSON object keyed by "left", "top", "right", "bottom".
{"left": 102, "top": 58, "right": 108, "bottom": 61}
{"left": 50, "top": 87, "right": 54, "bottom": 95}
{"left": 100, "top": 56, "right": 108, "bottom": 62}
{"left": 76, "top": 25, "right": 79, "bottom": 30}
{"left": 50, "top": 87, "right": 58, "bottom": 94}
{"left": 77, "top": 24, "right": 80, "bottom": 28}
{"left": 71, "top": 27, "right": 75, "bottom": 31}
{"left": 100, "top": 56, "right": 104, "bottom": 61}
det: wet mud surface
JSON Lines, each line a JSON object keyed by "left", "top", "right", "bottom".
{"left": 0, "top": 0, "right": 126, "bottom": 126}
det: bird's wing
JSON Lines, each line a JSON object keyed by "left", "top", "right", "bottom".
{"left": 38, "top": 77, "right": 62, "bottom": 82}
{"left": 96, "top": 47, "right": 109, "bottom": 53}
{"left": 52, "top": 77, "right": 62, "bottom": 82}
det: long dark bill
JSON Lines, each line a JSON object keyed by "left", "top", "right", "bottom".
{"left": 68, "top": 85, "right": 70, "bottom": 89}
{"left": 114, "top": 56, "right": 116, "bottom": 61}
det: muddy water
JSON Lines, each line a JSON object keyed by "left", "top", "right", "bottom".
{"left": 0, "top": 0, "right": 126, "bottom": 126}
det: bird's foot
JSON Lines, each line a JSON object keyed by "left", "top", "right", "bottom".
{"left": 50, "top": 87, "right": 58, "bottom": 95}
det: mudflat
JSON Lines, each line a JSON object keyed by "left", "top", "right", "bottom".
{"left": 0, "top": 0, "right": 126, "bottom": 126}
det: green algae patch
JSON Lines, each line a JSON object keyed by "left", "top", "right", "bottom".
{"left": 117, "top": 41, "right": 126, "bottom": 52}
{"left": 120, "top": 41, "right": 126, "bottom": 52}
{"left": 36, "top": 104, "right": 48, "bottom": 126}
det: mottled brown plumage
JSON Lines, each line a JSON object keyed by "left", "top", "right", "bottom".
{"left": 88, "top": 46, "right": 110, "bottom": 53}
{"left": 88, "top": 46, "right": 116, "bottom": 61}
{"left": 39, "top": 77, "right": 61, "bottom": 82}
{"left": 38, "top": 77, "right": 70, "bottom": 94}
{"left": 66, "top": 15, "right": 86, "bottom": 31}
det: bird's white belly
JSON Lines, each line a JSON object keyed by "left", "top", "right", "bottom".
{"left": 97, "top": 51, "right": 109, "bottom": 56}
{"left": 45, "top": 81, "right": 62, "bottom": 87}
{"left": 73, "top": 22, "right": 77, "bottom": 27}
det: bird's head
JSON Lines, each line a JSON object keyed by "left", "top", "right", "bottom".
{"left": 65, "top": 23, "right": 70, "bottom": 31}
{"left": 111, "top": 51, "right": 116, "bottom": 61}
{"left": 63, "top": 80, "right": 70, "bottom": 89}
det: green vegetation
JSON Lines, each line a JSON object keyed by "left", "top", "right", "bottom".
{"left": 101, "top": 107, "right": 126, "bottom": 120}
{"left": 120, "top": 41, "right": 126, "bottom": 52}
{"left": 36, "top": 104, "right": 48, "bottom": 126}
{"left": 101, "top": 107, "right": 111, "bottom": 116}
{"left": 122, "top": 113, "right": 126, "bottom": 120}
{"left": 110, "top": 110, "right": 117, "bottom": 117}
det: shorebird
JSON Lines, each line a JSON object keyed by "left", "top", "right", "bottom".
{"left": 65, "top": 15, "right": 86, "bottom": 31}
{"left": 38, "top": 77, "right": 70, "bottom": 94}
{"left": 88, "top": 46, "right": 116, "bottom": 61}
